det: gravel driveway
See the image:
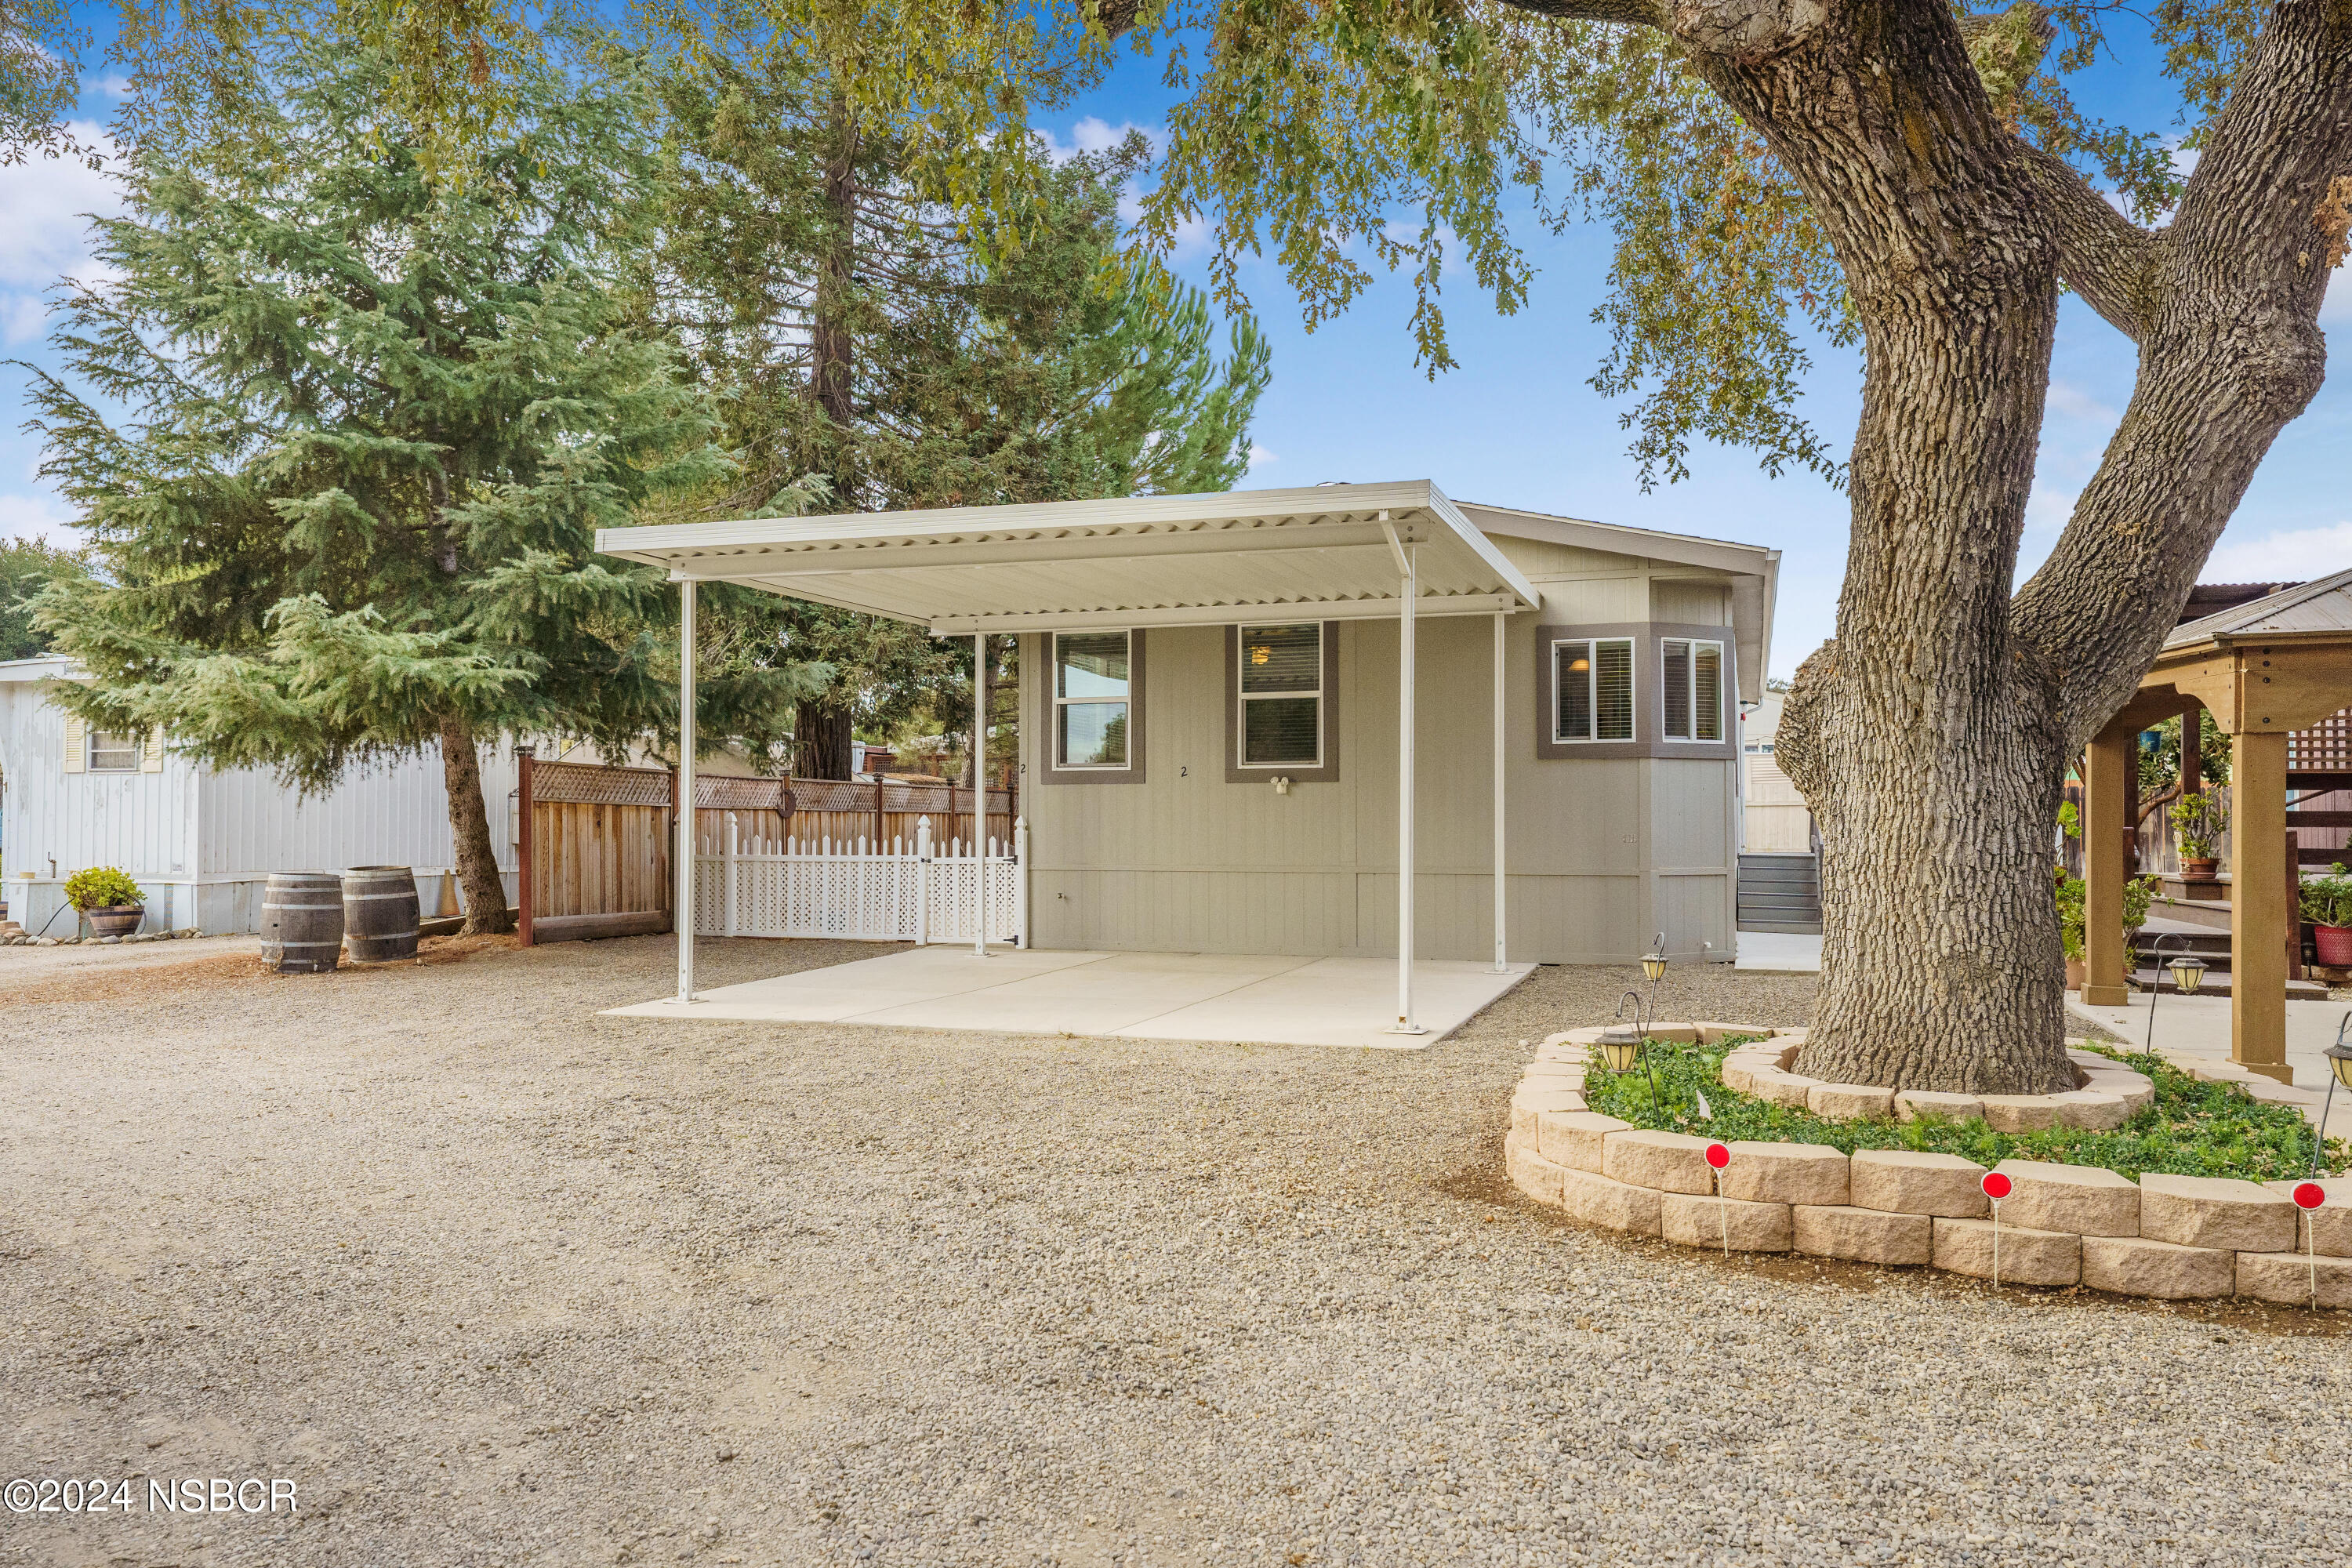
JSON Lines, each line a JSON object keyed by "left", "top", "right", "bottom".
{"left": 1, "top": 935, "right": 2345, "bottom": 1567}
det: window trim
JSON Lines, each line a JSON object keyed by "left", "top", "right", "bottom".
{"left": 1035, "top": 630, "right": 1146, "bottom": 785}
{"left": 1532, "top": 621, "right": 1738, "bottom": 761}
{"left": 1659, "top": 636, "right": 1726, "bottom": 743}
{"left": 1051, "top": 629, "right": 1135, "bottom": 772}
{"left": 1225, "top": 622, "right": 1341, "bottom": 784}
{"left": 1548, "top": 635, "right": 1637, "bottom": 746}
{"left": 1234, "top": 621, "right": 1325, "bottom": 771}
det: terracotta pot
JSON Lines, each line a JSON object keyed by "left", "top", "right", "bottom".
{"left": 2065, "top": 956, "right": 2087, "bottom": 992}
{"left": 85, "top": 902, "right": 143, "bottom": 938}
{"left": 2315, "top": 924, "right": 2352, "bottom": 968}
{"left": 2181, "top": 857, "right": 2220, "bottom": 882}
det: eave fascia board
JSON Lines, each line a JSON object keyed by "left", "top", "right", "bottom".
{"left": 657, "top": 517, "right": 1444, "bottom": 581}
{"left": 930, "top": 591, "right": 1528, "bottom": 637}
{"left": 1455, "top": 499, "right": 1774, "bottom": 578}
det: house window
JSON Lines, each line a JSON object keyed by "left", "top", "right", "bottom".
{"left": 87, "top": 728, "right": 142, "bottom": 771}
{"left": 1054, "top": 630, "right": 1131, "bottom": 768}
{"left": 1661, "top": 638, "right": 1724, "bottom": 742}
{"left": 1552, "top": 638, "right": 1635, "bottom": 742}
{"left": 1237, "top": 623, "right": 1323, "bottom": 767}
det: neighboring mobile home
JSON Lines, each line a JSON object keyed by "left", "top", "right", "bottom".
{"left": 600, "top": 481, "right": 1779, "bottom": 1005}
{"left": 0, "top": 656, "right": 521, "bottom": 935}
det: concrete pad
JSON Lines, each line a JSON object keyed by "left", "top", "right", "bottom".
{"left": 1992, "top": 1160, "right": 2140, "bottom": 1237}
{"left": 1736, "top": 931, "right": 1820, "bottom": 971}
{"left": 1791, "top": 1205, "right": 1932, "bottom": 1266}
{"left": 604, "top": 946, "right": 1534, "bottom": 1050}
{"left": 1849, "top": 1149, "right": 1989, "bottom": 1218}
{"left": 1661, "top": 1192, "right": 1791, "bottom": 1252}
{"left": 2081, "top": 1236, "right": 2234, "bottom": 1300}
{"left": 2137, "top": 1174, "right": 2296, "bottom": 1253}
{"left": 1933, "top": 1218, "right": 2081, "bottom": 1287}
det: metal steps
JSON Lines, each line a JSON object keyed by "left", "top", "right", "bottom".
{"left": 1737, "top": 852, "right": 1820, "bottom": 935}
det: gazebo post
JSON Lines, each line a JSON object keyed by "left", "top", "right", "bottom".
{"left": 2082, "top": 722, "right": 2132, "bottom": 1007}
{"left": 1492, "top": 609, "right": 1508, "bottom": 975}
{"left": 2230, "top": 728, "right": 2290, "bottom": 1082}
{"left": 675, "top": 575, "right": 697, "bottom": 1005}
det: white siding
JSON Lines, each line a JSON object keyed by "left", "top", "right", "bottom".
{"left": 198, "top": 746, "right": 519, "bottom": 877}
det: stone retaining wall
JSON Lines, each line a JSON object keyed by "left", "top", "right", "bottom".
{"left": 1505, "top": 1025, "right": 2351, "bottom": 1307}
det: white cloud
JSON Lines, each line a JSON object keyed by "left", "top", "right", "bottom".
{"left": 1036, "top": 116, "right": 1159, "bottom": 165}
{"left": 2205, "top": 521, "right": 2352, "bottom": 583}
{"left": 0, "top": 492, "right": 81, "bottom": 544}
{"left": 0, "top": 122, "right": 121, "bottom": 291}
{"left": 1246, "top": 444, "right": 1276, "bottom": 471}
{"left": 2324, "top": 267, "right": 2350, "bottom": 326}
{"left": 2, "top": 294, "right": 49, "bottom": 345}
{"left": 2045, "top": 379, "right": 2118, "bottom": 426}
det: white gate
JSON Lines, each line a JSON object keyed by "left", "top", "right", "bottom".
{"left": 694, "top": 815, "right": 1026, "bottom": 945}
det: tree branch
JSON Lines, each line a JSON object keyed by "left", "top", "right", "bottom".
{"left": 2012, "top": 139, "right": 2166, "bottom": 339}
{"left": 1485, "top": 0, "right": 1664, "bottom": 21}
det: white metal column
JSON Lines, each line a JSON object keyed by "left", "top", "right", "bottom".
{"left": 972, "top": 631, "right": 988, "bottom": 959}
{"left": 1493, "top": 609, "right": 1508, "bottom": 974}
{"left": 1391, "top": 543, "right": 1425, "bottom": 1034}
{"left": 675, "top": 575, "right": 697, "bottom": 1004}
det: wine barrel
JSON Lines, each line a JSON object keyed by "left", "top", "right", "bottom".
{"left": 342, "top": 866, "right": 420, "bottom": 964}
{"left": 261, "top": 872, "right": 343, "bottom": 974}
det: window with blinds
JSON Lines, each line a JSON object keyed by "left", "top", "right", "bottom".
{"left": 1662, "top": 638, "right": 1724, "bottom": 742}
{"left": 1553, "top": 638, "right": 1635, "bottom": 742}
{"left": 1239, "top": 622, "right": 1322, "bottom": 766}
{"left": 1054, "top": 630, "right": 1131, "bottom": 768}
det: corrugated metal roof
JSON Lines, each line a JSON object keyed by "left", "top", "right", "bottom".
{"left": 2165, "top": 565, "right": 2352, "bottom": 645}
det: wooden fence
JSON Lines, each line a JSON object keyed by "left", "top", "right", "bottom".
{"left": 516, "top": 752, "right": 1018, "bottom": 945}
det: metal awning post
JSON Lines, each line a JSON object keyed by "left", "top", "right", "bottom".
{"left": 675, "top": 575, "right": 697, "bottom": 1004}
{"left": 1389, "top": 528, "right": 1426, "bottom": 1035}
{"left": 973, "top": 630, "right": 988, "bottom": 959}
{"left": 1493, "top": 609, "right": 1508, "bottom": 974}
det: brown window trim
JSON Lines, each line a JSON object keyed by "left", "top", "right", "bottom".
{"left": 1036, "top": 628, "right": 1146, "bottom": 785}
{"left": 1225, "top": 621, "right": 1341, "bottom": 784}
{"left": 1534, "top": 621, "right": 1737, "bottom": 760}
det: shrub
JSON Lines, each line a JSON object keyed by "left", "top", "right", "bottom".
{"left": 63, "top": 866, "right": 144, "bottom": 910}
{"left": 2300, "top": 862, "right": 2352, "bottom": 929}
{"left": 2170, "top": 789, "right": 2229, "bottom": 859}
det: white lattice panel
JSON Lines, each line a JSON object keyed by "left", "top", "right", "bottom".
{"left": 693, "top": 819, "right": 1022, "bottom": 944}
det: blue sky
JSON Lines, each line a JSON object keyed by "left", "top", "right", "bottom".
{"left": 2, "top": 21, "right": 2345, "bottom": 679}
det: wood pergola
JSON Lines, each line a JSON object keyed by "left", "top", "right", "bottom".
{"left": 2082, "top": 570, "right": 2352, "bottom": 1082}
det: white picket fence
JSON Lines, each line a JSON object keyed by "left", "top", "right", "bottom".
{"left": 693, "top": 813, "right": 1026, "bottom": 945}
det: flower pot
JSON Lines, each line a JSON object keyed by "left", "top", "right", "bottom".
{"left": 2065, "top": 956, "right": 2087, "bottom": 992}
{"left": 2315, "top": 924, "right": 2352, "bottom": 968}
{"left": 2181, "top": 857, "right": 2220, "bottom": 883}
{"left": 85, "top": 902, "right": 143, "bottom": 938}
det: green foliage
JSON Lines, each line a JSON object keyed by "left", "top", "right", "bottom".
{"left": 1588, "top": 1036, "right": 2347, "bottom": 1182}
{"left": 2053, "top": 866, "right": 2152, "bottom": 962}
{"left": 23, "top": 21, "right": 825, "bottom": 818}
{"left": 0, "top": 0, "right": 93, "bottom": 166}
{"left": 62, "top": 866, "right": 144, "bottom": 910}
{"left": 2299, "top": 863, "right": 2352, "bottom": 929}
{"left": 0, "top": 537, "right": 89, "bottom": 660}
{"left": 2170, "top": 789, "right": 2228, "bottom": 859}
{"left": 2139, "top": 710, "right": 2232, "bottom": 791}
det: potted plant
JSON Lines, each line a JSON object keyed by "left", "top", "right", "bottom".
{"left": 2302, "top": 863, "right": 2352, "bottom": 967}
{"left": 64, "top": 866, "right": 146, "bottom": 938}
{"left": 2170, "top": 789, "right": 2229, "bottom": 881}
{"left": 2055, "top": 866, "right": 2156, "bottom": 989}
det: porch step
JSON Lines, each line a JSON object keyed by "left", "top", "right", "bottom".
{"left": 1737, "top": 852, "right": 1820, "bottom": 935}
{"left": 2123, "top": 966, "right": 2331, "bottom": 1000}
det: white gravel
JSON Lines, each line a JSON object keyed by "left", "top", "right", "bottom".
{"left": 1, "top": 934, "right": 2345, "bottom": 1566}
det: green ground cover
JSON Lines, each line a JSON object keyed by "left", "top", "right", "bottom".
{"left": 1583, "top": 1037, "right": 2348, "bottom": 1182}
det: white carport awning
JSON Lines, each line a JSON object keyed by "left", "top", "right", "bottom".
{"left": 594, "top": 480, "right": 1538, "bottom": 632}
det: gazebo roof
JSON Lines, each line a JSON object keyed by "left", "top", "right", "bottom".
{"left": 2167, "top": 567, "right": 2352, "bottom": 648}
{"left": 596, "top": 480, "right": 1542, "bottom": 637}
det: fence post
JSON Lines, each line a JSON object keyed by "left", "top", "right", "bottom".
{"left": 1014, "top": 814, "right": 1029, "bottom": 949}
{"left": 724, "top": 811, "right": 739, "bottom": 938}
{"left": 915, "top": 815, "right": 931, "bottom": 946}
{"left": 516, "top": 745, "right": 535, "bottom": 947}
{"left": 875, "top": 773, "right": 886, "bottom": 845}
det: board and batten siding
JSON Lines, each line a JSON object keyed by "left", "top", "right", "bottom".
{"left": 1019, "top": 535, "right": 1743, "bottom": 965}
{"left": 0, "top": 659, "right": 521, "bottom": 935}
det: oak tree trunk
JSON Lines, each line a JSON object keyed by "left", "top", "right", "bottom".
{"left": 438, "top": 710, "right": 514, "bottom": 935}
{"left": 1479, "top": 0, "right": 2352, "bottom": 1093}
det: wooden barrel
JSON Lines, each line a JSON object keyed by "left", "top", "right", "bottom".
{"left": 261, "top": 872, "right": 343, "bottom": 974}
{"left": 341, "top": 866, "right": 420, "bottom": 964}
